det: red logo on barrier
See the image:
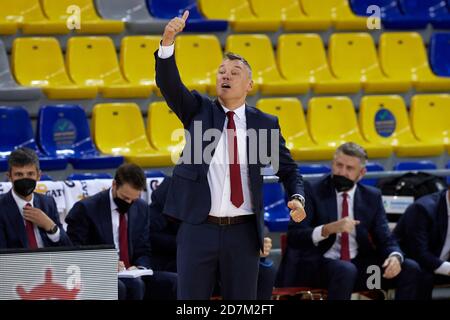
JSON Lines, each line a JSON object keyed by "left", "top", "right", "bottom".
{"left": 16, "top": 268, "right": 81, "bottom": 300}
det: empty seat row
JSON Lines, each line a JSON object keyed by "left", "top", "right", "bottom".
{"left": 350, "top": 0, "right": 450, "bottom": 30}
{"left": 0, "top": 105, "right": 123, "bottom": 171}
{"left": 6, "top": 32, "right": 450, "bottom": 101}
{"left": 256, "top": 95, "right": 450, "bottom": 160}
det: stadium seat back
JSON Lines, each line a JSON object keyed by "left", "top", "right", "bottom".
{"left": 92, "top": 103, "right": 151, "bottom": 155}
{"left": 0, "top": 106, "right": 35, "bottom": 151}
{"left": 12, "top": 38, "right": 71, "bottom": 87}
{"left": 248, "top": 0, "right": 283, "bottom": 19}
{"left": 380, "top": 33, "right": 428, "bottom": 79}
{"left": 226, "top": 35, "right": 281, "bottom": 81}
{"left": 175, "top": 35, "right": 223, "bottom": 86}
{"left": 95, "top": 0, "right": 152, "bottom": 21}
{"left": 301, "top": 0, "right": 334, "bottom": 17}
{"left": 398, "top": 0, "right": 443, "bottom": 14}
{"left": 349, "top": 0, "right": 395, "bottom": 16}
{"left": 429, "top": 33, "right": 450, "bottom": 77}
{"left": 278, "top": 34, "right": 328, "bottom": 82}
{"left": 67, "top": 37, "right": 124, "bottom": 86}
{"left": 120, "top": 36, "right": 160, "bottom": 85}
{"left": 41, "top": 0, "right": 101, "bottom": 20}
{"left": 0, "top": 0, "right": 47, "bottom": 22}
{"left": 198, "top": 0, "right": 254, "bottom": 19}
{"left": 359, "top": 95, "right": 412, "bottom": 144}
{"left": 307, "top": 97, "right": 361, "bottom": 145}
{"left": 147, "top": 102, "right": 185, "bottom": 152}
{"left": 410, "top": 95, "right": 450, "bottom": 145}
{"left": 37, "top": 105, "right": 95, "bottom": 157}
{"left": 149, "top": 0, "right": 203, "bottom": 19}
{"left": 67, "top": 173, "right": 113, "bottom": 180}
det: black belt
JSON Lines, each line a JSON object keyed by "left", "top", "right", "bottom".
{"left": 206, "top": 215, "right": 254, "bottom": 226}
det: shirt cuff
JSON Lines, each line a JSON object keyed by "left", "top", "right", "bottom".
{"left": 389, "top": 252, "right": 404, "bottom": 264}
{"left": 46, "top": 228, "right": 61, "bottom": 243}
{"left": 434, "top": 261, "right": 450, "bottom": 276}
{"left": 312, "top": 225, "right": 328, "bottom": 246}
{"left": 158, "top": 43, "right": 175, "bottom": 59}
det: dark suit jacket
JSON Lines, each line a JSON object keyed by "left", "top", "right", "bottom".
{"left": 278, "top": 175, "right": 400, "bottom": 285}
{"left": 0, "top": 190, "right": 71, "bottom": 249}
{"left": 394, "top": 190, "right": 448, "bottom": 273}
{"left": 155, "top": 51, "right": 304, "bottom": 249}
{"left": 65, "top": 189, "right": 152, "bottom": 269}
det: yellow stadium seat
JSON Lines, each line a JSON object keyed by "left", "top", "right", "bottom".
{"left": 41, "top": 0, "right": 124, "bottom": 34}
{"left": 12, "top": 38, "right": 97, "bottom": 99}
{"left": 226, "top": 34, "right": 309, "bottom": 95}
{"left": 277, "top": 34, "right": 360, "bottom": 94}
{"left": 359, "top": 95, "right": 444, "bottom": 157}
{"left": 301, "top": 0, "right": 367, "bottom": 30}
{"left": 0, "top": 0, "right": 68, "bottom": 34}
{"left": 120, "top": 36, "right": 160, "bottom": 95}
{"left": 256, "top": 98, "right": 335, "bottom": 160}
{"left": 329, "top": 33, "right": 411, "bottom": 93}
{"left": 66, "top": 37, "right": 152, "bottom": 98}
{"left": 307, "top": 97, "right": 393, "bottom": 158}
{"left": 198, "top": 0, "right": 280, "bottom": 32}
{"left": 410, "top": 95, "right": 450, "bottom": 152}
{"left": 147, "top": 102, "right": 185, "bottom": 162}
{"left": 175, "top": 35, "right": 223, "bottom": 94}
{"left": 92, "top": 103, "right": 173, "bottom": 167}
{"left": 380, "top": 33, "right": 450, "bottom": 92}
{"left": 248, "top": 0, "right": 329, "bottom": 31}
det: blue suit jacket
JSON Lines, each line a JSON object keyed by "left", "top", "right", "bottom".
{"left": 394, "top": 190, "right": 448, "bottom": 273}
{"left": 155, "top": 51, "right": 304, "bottom": 249}
{"left": 65, "top": 189, "right": 152, "bottom": 269}
{"left": 278, "top": 175, "right": 400, "bottom": 285}
{"left": 0, "top": 190, "right": 71, "bottom": 249}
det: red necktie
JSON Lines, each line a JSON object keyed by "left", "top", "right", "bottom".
{"left": 226, "top": 111, "right": 244, "bottom": 208}
{"left": 119, "top": 212, "right": 131, "bottom": 268}
{"left": 340, "top": 193, "right": 350, "bottom": 261}
{"left": 24, "top": 203, "right": 38, "bottom": 249}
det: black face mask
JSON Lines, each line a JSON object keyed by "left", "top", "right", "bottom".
{"left": 13, "top": 178, "right": 37, "bottom": 197}
{"left": 114, "top": 196, "right": 132, "bottom": 214}
{"left": 331, "top": 174, "right": 355, "bottom": 192}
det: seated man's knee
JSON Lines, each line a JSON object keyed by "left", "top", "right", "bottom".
{"left": 118, "top": 280, "right": 127, "bottom": 300}
{"left": 400, "top": 258, "right": 421, "bottom": 278}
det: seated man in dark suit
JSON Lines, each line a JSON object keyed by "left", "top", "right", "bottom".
{"left": 149, "top": 177, "right": 277, "bottom": 300}
{"left": 66, "top": 164, "right": 177, "bottom": 300}
{"left": 394, "top": 179, "right": 450, "bottom": 299}
{"left": 0, "top": 148, "right": 71, "bottom": 249}
{"left": 280, "top": 142, "right": 420, "bottom": 299}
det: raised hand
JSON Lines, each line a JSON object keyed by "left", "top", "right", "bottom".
{"left": 162, "top": 10, "right": 189, "bottom": 46}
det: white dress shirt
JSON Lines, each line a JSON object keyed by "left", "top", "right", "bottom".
{"left": 435, "top": 190, "right": 450, "bottom": 276}
{"left": 312, "top": 185, "right": 402, "bottom": 261}
{"left": 11, "top": 189, "right": 60, "bottom": 247}
{"left": 158, "top": 43, "right": 253, "bottom": 217}
{"left": 109, "top": 188, "right": 128, "bottom": 256}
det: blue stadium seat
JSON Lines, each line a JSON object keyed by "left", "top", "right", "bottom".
{"left": 263, "top": 182, "right": 289, "bottom": 232}
{"left": 393, "top": 161, "right": 437, "bottom": 171}
{"left": 0, "top": 106, "right": 67, "bottom": 171}
{"left": 349, "top": 0, "right": 429, "bottom": 29}
{"left": 399, "top": 0, "right": 450, "bottom": 29}
{"left": 66, "top": 173, "right": 113, "bottom": 180}
{"left": 40, "top": 174, "right": 53, "bottom": 181}
{"left": 147, "top": 0, "right": 228, "bottom": 32}
{"left": 361, "top": 162, "right": 385, "bottom": 186}
{"left": 430, "top": 33, "right": 450, "bottom": 77}
{"left": 298, "top": 164, "right": 331, "bottom": 175}
{"left": 145, "top": 170, "right": 166, "bottom": 178}
{"left": 37, "top": 105, "right": 124, "bottom": 170}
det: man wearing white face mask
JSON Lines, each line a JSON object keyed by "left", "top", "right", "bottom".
{"left": 0, "top": 148, "right": 71, "bottom": 249}
{"left": 280, "top": 142, "right": 421, "bottom": 300}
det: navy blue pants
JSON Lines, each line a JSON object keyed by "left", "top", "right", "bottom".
{"left": 177, "top": 221, "right": 260, "bottom": 300}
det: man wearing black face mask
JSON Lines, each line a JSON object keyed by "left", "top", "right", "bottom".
{"left": 0, "top": 148, "right": 71, "bottom": 249}
{"left": 278, "top": 142, "right": 420, "bottom": 299}
{"left": 65, "top": 163, "right": 177, "bottom": 300}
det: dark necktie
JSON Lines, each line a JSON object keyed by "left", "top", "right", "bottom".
{"left": 340, "top": 193, "right": 350, "bottom": 261}
{"left": 24, "top": 203, "right": 38, "bottom": 249}
{"left": 119, "top": 212, "right": 130, "bottom": 268}
{"left": 226, "top": 111, "right": 244, "bottom": 208}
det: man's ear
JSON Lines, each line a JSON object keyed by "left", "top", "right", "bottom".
{"left": 358, "top": 167, "right": 367, "bottom": 181}
{"left": 6, "top": 171, "right": 11, "bottom": 182}
{"left": 36, "top": 170, "right": 41, "bottom": 181}
{"left": 246, "top": 79, "right": 253, "bottom": 93}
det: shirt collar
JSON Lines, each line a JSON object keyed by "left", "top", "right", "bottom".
{"left": 336, "top": 184, "right": 357, "bottom": 200}
{"left": 109, "top": 188, "right": 118, "bottom": 213}
{"left": 11, "top": 188, "right": 34, "bottom": 217}
{"left": 221, "top": 103, "right": 246, "bottom": 121}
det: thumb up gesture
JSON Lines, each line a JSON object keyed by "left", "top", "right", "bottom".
{"left": 162, "top": 10, "right": 189, "bottom": 46}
